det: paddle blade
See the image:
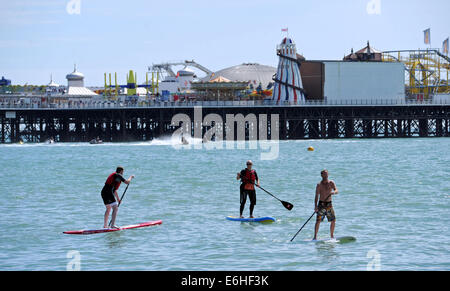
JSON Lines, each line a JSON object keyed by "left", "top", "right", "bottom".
{"left": 282, "top": 201, "right": 294, "bottom": 211}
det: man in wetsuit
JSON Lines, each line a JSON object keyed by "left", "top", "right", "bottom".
{"left": 313, "top": 169, "right": 339, "bottom": 240}
{"left": 101, "top": 166, "right": 134, "bottom": 228}
{"left": 236, "top": 160, "right": 260, "bottom": 218}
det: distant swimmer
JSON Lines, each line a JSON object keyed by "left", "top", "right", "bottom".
{"left": 101, "top": 166, "right": 134, "bottom": 228}
{"left": 313, "top": 169, "right": 338, "bottom": 240}
{"left": 90, "top": 136, "right": 103, "bottom": 144}
{"left": 236, "top": 160, "right": 260, "bottom": 218}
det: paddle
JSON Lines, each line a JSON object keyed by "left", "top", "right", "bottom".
{"left": 256, "top": 185, "right": 294, "bottom": 211}
{"left": 290, "top": 212, "right": 315, "bottom": 242}
{"left": 240, "top": 176, "right": 294, "bottom": 211}
{"left": 108, "top": 183, "right": 130, "bottom": 227}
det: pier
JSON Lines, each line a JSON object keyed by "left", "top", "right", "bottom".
{"left": 1, "top": 101, "right": 449, "bottom": 143}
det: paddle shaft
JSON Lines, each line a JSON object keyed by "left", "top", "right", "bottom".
{"left": 240, "top": 176, "right": 293, "bottom": 210}
{"left": 108, "top": 183, "right": 130, "bottom": 226}
{"left": 257, "top": 185, "right": 282, "bottom": 202}
{"left": 118, "top": 183, "right": 129, "bottom": 206}
{"left": 290, "top": 212, "right": 315, "bottom": 242}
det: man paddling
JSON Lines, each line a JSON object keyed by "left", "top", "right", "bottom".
{"left": 313, "top": 169, "right": 338, "bottom": 240}
{"left": 101, "top": 166, "right": 134, "bottom": 228}
{"left": 236, "top": 160, "right": 260, "bottom": 218}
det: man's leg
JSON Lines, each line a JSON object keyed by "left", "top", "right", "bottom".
{"left": 313, "top": 220, "right": 321, "bottom": 240}
{"left": 103, "top": 205, "right": 112, "bottom": 228}
{"left": 110, "top": 204, "right": 119, "bottom": 227}
{"left": 249, "top": 203, "right": 255, "bottom": 218}
{"left": 249, "top": 191, "right": 256, "bottom": 218}
{"left": 240, "top": 191, "right": 247, "bottom": 218}
{"left": 330, "top": 220, "right": 335, "bottom": 239}
{"left": 329, "top": 208, "right": 336, "bottom": 238}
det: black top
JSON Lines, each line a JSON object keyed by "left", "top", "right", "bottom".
{"left": 104, "top": 172, "right": 126, "bottom": 192}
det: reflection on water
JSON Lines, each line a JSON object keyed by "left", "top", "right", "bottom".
{"left": 103, "top": 232, "right": 129, "bottom": 249}
{"left": 315, "top": 241, "right": 339, "bottom": 264}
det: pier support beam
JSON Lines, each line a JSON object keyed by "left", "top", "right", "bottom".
{"left": 345, "top": 119, "right": 354, "bottom": 138}
{"left": 436, "top": 119, "right": 443, "bottom": 137}
{"left": 308, "top": 120, "right": 319, "bottom": 139}
{"left": 419, "top": 119, "right": 428, "bottom": 137}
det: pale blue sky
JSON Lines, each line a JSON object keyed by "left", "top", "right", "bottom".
{"left": 0, "top": 0, "right": 448, "bottom": 86}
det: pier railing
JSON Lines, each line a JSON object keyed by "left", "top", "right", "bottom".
{"left": 0, "top": 98, "right": 449, "bottom": 109}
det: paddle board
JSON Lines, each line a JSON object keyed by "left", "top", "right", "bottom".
{"left": 308, "top": 236, "right": 356, "bottom": 244}
{"left": 63, "top": 220, "right": 162, "bottom": 235}
{"left": 226, "top": 216, "right": 275, "bottom": 223}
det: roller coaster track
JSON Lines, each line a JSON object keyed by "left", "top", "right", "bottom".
{"left": 149, "top": 60, "right": 213, "bottom": 78}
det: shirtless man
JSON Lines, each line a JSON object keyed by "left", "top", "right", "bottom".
{"left": 313, "top": 169, "right": 339, "bottom": 240}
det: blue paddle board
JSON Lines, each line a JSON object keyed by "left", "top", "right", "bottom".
{"left": 226, "top": 216, "right": 275, "bottom": 223}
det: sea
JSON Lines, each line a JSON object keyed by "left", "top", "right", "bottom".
{"left": 0, "top": 137, "right": 449, "bottom": 270}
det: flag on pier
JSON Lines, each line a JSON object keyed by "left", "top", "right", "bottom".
{"left": 424, "top": 28, "right": 431, "bottom": 45}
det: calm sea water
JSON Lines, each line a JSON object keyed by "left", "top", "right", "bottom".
{"left": 0, "top": 137, "right": 449, "bottom": 270}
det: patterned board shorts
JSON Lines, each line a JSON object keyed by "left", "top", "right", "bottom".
{"left": 317, "top": 201, "right": 336, "bottom": 222}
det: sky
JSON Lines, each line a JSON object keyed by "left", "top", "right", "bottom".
{"left": 0, "top": 0, "right": 449, "bottom": 86}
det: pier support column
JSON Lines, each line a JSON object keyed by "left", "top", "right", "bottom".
{"left": 363, "top": 120, "right": 373, "bottom": 138}
{"left": 88, "top": 120, "right": 94, "bottom": 141}
{"left": 384, "top": 120, "right": 389, "bottom": 137}
{"left": 11, "top": 118, "right": 20, "bottom": 143}
{"left": 419, "top": 119, "right": 428, "bottom": 137}
{"left": 298, "top": 120, "right": 305, "bottom": 139}
{"left": 309, "top": 120, "right": 319, "bottom": 139}
{"left": 289, "top": 120, "right": 305, "bottom": 139}
{"left": 39, "top": 118, "right": 44, "bottom": 142}
{"left": 10, "top": 120, "right": 15, "bottom": 143}
{"left": 158, "top": 110, "right": 164, "bottom": 136}
{"left": 436, "top": 119, "right": 443, "bottom": 137}
{"left": 320, "top": 120, "right": 326, "bottom": 138}
{"left": 407, "top": 120, "right": 412, "bottom": 136}
{"left": 397, "top": 119, "right": 403, "bottom": 137}
{"left": 328, "top": 120, "right": 338, "bottom": 138}
{"left": 75, "top": 120, "right": 82, "bottom": 142}
{"left": 60, "top": 117, "right": 68, "bottom": 142}
{"left": 120, "top": 111, "right": 126, "bottom": 142}
{"left": 1, "top": 118, "right": 5, "bottom": 143}
{"left": 345, "top": 119, "right": 354, "bottom": 138}
{"left": 445, "top": 119, "right": 449, "bottom": 137}
{"left": 131, "top": 118, "right": 138, "bottom": 140}
{"left": 106, "top": 120, "right": 112, "bottom": 142}
{"left": 280, "top": 109, "right": 287, "bottom": 140}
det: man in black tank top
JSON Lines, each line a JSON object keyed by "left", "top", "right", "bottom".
{"left": 101, "top": 166, "right": 134, "bottom": 229}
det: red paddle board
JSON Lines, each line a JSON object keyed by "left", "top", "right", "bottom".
{"left": 63, "top": 220, "right": 162, "bottom": 235}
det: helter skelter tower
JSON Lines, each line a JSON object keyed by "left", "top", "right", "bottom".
{"left": 272, "top": 37, "right": 305, "bottom": 104}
